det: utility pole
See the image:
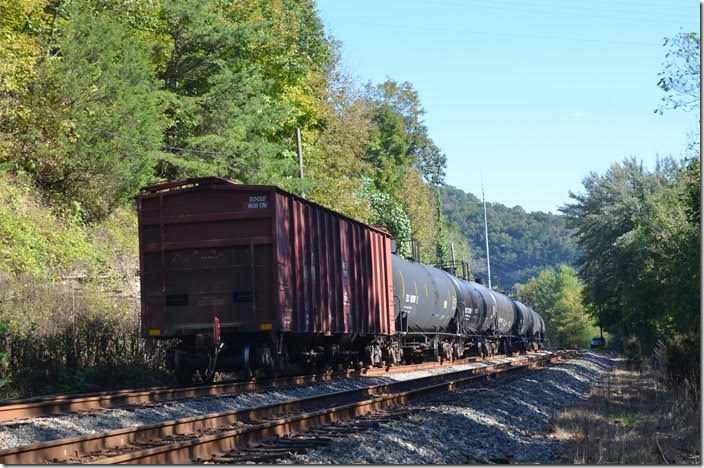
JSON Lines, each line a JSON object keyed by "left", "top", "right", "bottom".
{"left": 481, "top": 172, "right": 492, "bottom": 289}
{"left": 295, "top": 127, "right": 304, "bottom": 197}
{"left": 700, "top": 1, "right": 702, "bottom": 328}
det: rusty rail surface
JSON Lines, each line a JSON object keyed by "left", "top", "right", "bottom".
{"left": 0, "top": 350, "right": 576, "bottom": 464}
{"left": 0, "top": 352, "right": 522, "bottom": 423}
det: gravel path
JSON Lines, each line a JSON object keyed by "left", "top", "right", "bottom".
{"left": 0, "top": 354, "right": 544, "bottom": 450}
{"left": 284, "top": 352, "right": 614, "bottom": 464}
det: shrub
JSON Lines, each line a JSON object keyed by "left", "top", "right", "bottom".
{"left": 624, "top": 335, "right": 642, "bottom": 370}
{"left": 0, "top": 174, "right": 171, "bottom": 398}
{"left": 0, "top": 276, "right": 175, "bottom": 396}
{"left": 656, "top": 333, "right": 700, "bottom": 397}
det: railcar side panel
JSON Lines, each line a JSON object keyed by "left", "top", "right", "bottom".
{"left": 529, "top": 308, "right": 543, "bottom": 336}
{"left": 513, "top": 300, "right": 534, "bottom": 336}
{"left": 471, "top": 283, "right": 498, "bottom": 332}
{"left": 391, "top": 255, "right": 457, "bottom": 333}
{"left": 139, "top": 179, "right": 395, "bottom": 341}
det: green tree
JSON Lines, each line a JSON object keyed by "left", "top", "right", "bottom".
{"left": 445, "top": 221, "right": 473, "bottom": 269}
{"left": 397, "top": 168, "right": 441, "bottom": 263}
{"left": 360, "top": 182, "right": 412, "bottom": 258}
{"left": 520, "top": 265, "right": 598, "bottom": 348}
{"left": 657, "top": 31, "right": 700, "bottom": 156}
{"left": 560, "top": 157, "right": 686, "bottom": 351}
{"left": 155, "top": 0, "right": 291, "bottom": 183}
{"left": 364, "top": 79, "right": 447, "bottom": 194}
{"left": 362, "top": 80, "right": 450, "bottom": 264}
{"left": 630, "top": 159, "right": 700, "bottom": 337}
{"left": 19, "top": 3, "right": 167, "bottom": 220}
{"left": 365, "top": 98, "right": 411, "bottom": 195}
{"left": 0, "top": 0, "right": 49, "bottom": 166}
{"left": 433, "top": 192, "right": 449, "bottom": 265}
{"left": 302, "top": 58, "right": 374, "bottom": 220}
{"left": 152, "top": 0, "right": 338, "bottom": 187}
{"left": 222, "top": 0, "right": 333, "bottom": 136}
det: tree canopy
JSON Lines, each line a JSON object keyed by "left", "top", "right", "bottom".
{"left": 656, "top": 32, "right": 700, "bottom": 114}
{"left": 0, "top": 0, "right": 454, "bottom": 264}
{"left": 561, "top": 157, "right": 699, "bottom": 352}
{"left": 560, "top": 30, "right": 700, "bottom": 354}
{"left": 520, "top": 265, "right": 598, "bottom": 348}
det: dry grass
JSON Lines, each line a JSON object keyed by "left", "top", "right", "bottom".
{"left": 548, "top": 357, "right": 701, "bottom": 464}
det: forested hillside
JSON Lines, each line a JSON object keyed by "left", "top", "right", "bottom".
{"left": 0, "top": 0, "right": 453, "bottom": 253}
{"left": 440, "top": 185, "right": 578, "bottom": 290}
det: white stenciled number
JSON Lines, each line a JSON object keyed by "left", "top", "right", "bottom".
{"left": 247, "top": 195, "right": 268, "bottom": 209}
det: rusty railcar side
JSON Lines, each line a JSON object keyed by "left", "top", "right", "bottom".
{"left": 138, "top": 178, "right": 395, "bottom": 381}
{"left": 273, "top": 191, "right": 394, "bottom": 337}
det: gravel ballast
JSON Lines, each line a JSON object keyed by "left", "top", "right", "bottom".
{"left": 0, "top": 354, "right": 545, "bottom": 451}
{"left": 285, "top": 352, "right": 614, "bottom": 464}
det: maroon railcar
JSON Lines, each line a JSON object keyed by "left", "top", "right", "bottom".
{"left": 138, "top": 177, "right": 395, "bottom": 382}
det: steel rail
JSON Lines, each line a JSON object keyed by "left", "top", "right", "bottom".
{"left": 95, "top": 351, "right": 573, "bottom": 465}
{"left": 0, "top": 352, "right": 522, "bottom": 423}
{"left": 0, "top": 350, "right": 573, "bottom": 464}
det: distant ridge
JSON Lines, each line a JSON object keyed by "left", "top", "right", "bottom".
{"left": 440, "top": 185, "right": 578, "bottom": 290}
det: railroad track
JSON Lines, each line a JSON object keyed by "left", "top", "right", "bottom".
{"left": 204, "top": 408, "right": 415, "bottom": 464}
{"left": 0, "top": 352, "right": 524, "bottom": 423}
{"left": 0, "top": 350, "right": 576, "bottom": 464}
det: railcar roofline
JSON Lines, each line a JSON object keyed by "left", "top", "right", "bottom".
{"left": 138, "top": 176, "right": 391, "bottom": 237}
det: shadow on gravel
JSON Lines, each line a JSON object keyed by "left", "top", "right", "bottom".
{"left": 284, "top": 354, "right": 617, "bottom": 464}
{"left": 406, "top": 353, "right": 617, "bottom": 464}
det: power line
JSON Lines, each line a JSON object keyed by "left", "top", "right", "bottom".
{"left": 483, "top": 260, "right": 516, "bottom": 274}
{"left": 418, "top": 0, "right": 693, "bottom": 19}
{"left": 545, "top": 0, "right": 691, "bottom": 10}
{"left": 444, "top": 0, "right": 692, "bottom": 11}
{"left": 485, "top": 263, "right": 514, "bottom": 276}
{"left": 490, "top": 257, "right": 529, "bottom": 271}
{"left": 330, "top": 20, "right": 661, "bottom": 47}
{"left": 487, "top": 256, "right": 526, "bottom": 270}
{"left": 383, "top": 1, "right": 693, "bottom": 25}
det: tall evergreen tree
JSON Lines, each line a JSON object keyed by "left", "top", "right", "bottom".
{"left": 156, "top": 0, "right": 290, "bottom": 183}
{"left": 21, "top": 2, "right": 167, "bottom": 220}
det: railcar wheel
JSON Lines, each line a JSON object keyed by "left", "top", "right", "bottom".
{"left": 316, "top": 360, "right": 331, "bottom": 373}
{"left": 261, "top": 364, "right": 275, "bottom": 379}
{"left": 174, "top": 357, "right": 195, "bottom": 386}
{"left": 172, "top": 342, "right": 197, "bottom": 386}
{"left": 259, "top": 348, "right": 275, "bottom": 378}
{"left": 197, "top": 368, "right": 219, "bottom": 384}
{"left": 242, "top": 344, "right": 253, "bottom": 380}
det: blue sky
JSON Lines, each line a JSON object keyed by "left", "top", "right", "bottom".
{"left": 315, "top": 0, "right": 698, "bottom": 213}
